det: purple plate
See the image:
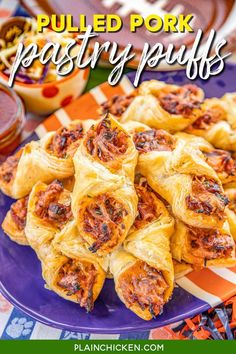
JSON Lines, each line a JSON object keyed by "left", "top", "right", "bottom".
{"left": 1, "top": 65, "right": 236, "bottom": 333}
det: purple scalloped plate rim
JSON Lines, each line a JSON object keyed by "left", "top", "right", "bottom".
{"left": 1, "top": 63, "right": 236, "bottom": 333}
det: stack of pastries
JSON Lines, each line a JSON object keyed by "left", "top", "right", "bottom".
{"left": 1, "top": 80, "right": 236, "bottom": 321}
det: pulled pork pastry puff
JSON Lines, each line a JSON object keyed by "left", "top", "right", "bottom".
{"left": 25, "top": 180, "right": 73, "bottom": 255}
{"left": 100, "top": 80, "right": 204, "bottom": 132}
{"left": 2, "top": 196, "right": 29, "bottom": 246}
{"left": 1, "top": 176, "right": 75, "bottom": 246}
{"left": 0, "top": 120, "right": 95, "bottom": 199}
{"left": 221, "top": 92, "right": 236, "bottom": 129}
{"left": 110, "top": 176, "right": 174, "bottom": 321}
{"left": 133, "top": 128, "right": 228, "bottom": 229}
{"left": 72, "top": 115, "right": 138, "bottom": 256}
{"left": 41, "top": 242, "right": 106, "bottom": 312}
{"left": 171, "top": 220, "right": 236, "bottom": 269}
{"left": 25, "top": 180, "right": 106, "bottom": 310}
{"left": 185, "top": 98, "right": 236, "bottom": 151}
{"left": 176, "top": 132, "right": 236, "bottom": 186}
{"left": 224, "top": 187, "right": 236, "bottom": 241}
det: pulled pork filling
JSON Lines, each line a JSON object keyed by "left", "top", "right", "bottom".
{"left": 188, "top": 226, "right": 234, "bottom": 265}
{"left": 57, "top": 259, "right": 97, "bottom": 312}
{"left": 0, "top": 152, "right": 21, "bottom": 184}
{"left": 203, "top": 150, "right": 236, "bottom": 177}
{"left": 188, "top": 107, "right": 223, "bottom": 130}
{"left": 48, "top": 124, "right": 84, "bottom": 158}
{"left": 10, "top": 196, "right": 29, "bottom": 231}
{"left": 82, "top": 194, "right": 128, "bottom": 253}
{"left": 100, "top": 93, "right": 136, "bottom": 117}
{"left": 85, "top": 118, "right": 128, "bottom": 162}
{"left": 186, "top": 176, "right": 228, "bottom": 219}
{"left": 158, "top": 84, "right": 202, "bottom": 116}
{"left": 34, "top": 180, "right": 72, "bottom": 228}
{"left": 119, "top": 260, "right": 168, "bottom": 318}
{"left": 133, "top": 129, "right": 175, "bottom": 153}
{"left": 134, "top": 183, "right": 161, "bottom": 230}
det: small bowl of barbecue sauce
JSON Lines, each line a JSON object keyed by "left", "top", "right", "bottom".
{"left": 0, "top": 83, "right": 25, "bottom": 155}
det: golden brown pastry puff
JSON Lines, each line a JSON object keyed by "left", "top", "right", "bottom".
{"left": 44, "top": 119, "right": 95, "bottom": 159}
{"left": 0, "top": 120, "right": 95, "bottom": 199}
{"left": 2, "top": 196, "right": 29, "bottom": 245}
{"left": 133, "top": 128, "right": 228, "bottom": 229}
{"left": 40, "top": 242, "right": 106, "bottom": 312}
{"left": 0, "top": 149, "right": 23, "bottom": 198}
{"left": 25, "top": 180, "right": 106, "bottom": 310}
{"left": 1, "top": 174, "right": 77, "bottom": 247}
{"left": 185, "top": 98, "right": 236, "bottom": 151}
{"left": 221, "top": 92, "right": 236, "bottom": 129}
{"left": 171, "top": 220, "right": 236, "bottom": 269}
{"left": 224, "top": 187, "right": 236, "bottom": 241}
{"left": 72, "top": 115, "right": 138, "bottom": 256}
{"left": 101, "top": 80, "right": 204, "bottom": 132}
{"left": 110, "top": 176, "right": 174, "bottom": 320}
{"left": 25, "top": 180, "right": 73, "bottom": 254}
{"left": 176, "top": 132, "right": 236, "bottom": 185}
